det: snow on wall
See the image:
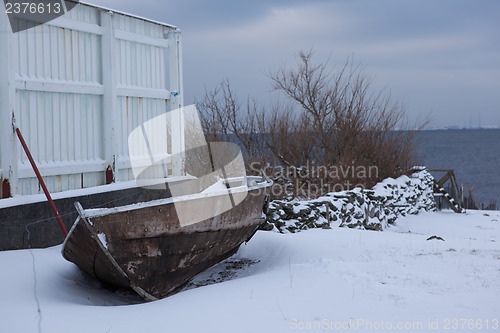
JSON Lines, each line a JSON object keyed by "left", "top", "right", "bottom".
{"left": 264, "top": 169, "right": 436, "bottom": 233}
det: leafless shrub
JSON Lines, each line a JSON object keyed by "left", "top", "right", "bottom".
{"left": 196, "top": 80, "right": 269, "bottom": 172}
{"left": 197, "top": 50, "right": 427, "bottom": 199}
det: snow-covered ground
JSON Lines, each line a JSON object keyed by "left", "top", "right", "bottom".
{"left": 1, "top": 210, "right": 499, "bottom": 333}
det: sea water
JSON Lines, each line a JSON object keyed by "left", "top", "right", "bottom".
{"left": 418, "top": 129, "right": 500, "bottom": 208}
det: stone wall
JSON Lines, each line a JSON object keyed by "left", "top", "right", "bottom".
{"left": 262, "top": 169, "right": 436, "bottom": 233}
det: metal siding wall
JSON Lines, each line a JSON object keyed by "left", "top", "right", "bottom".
{"left": 15, "top": 3, "right": 104, "bottom": 195}
{"left": 115, "top": 97, "right": 170, "bottom": 181}
{"left": 0, "top": 10, "right": 12, "bottom": 186}
{"left": 6, "top": 3, "right": 178, "bottom": 196}
{"left": 113, "top": 15, "right": 171, "bottom": 182}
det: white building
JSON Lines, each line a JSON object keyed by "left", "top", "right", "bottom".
{"left": 0, "top": 1, "right": 184, "bottom": 199}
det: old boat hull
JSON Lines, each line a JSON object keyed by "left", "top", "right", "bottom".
{"left": 62, "top": 177, "right": 270, "bottom": 300}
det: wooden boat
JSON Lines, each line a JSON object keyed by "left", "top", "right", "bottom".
{"left": 62, "top": 175, "right": 271, "bottom": 301}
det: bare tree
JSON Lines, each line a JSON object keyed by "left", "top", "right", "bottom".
{"left": 196, "top": 80, "right": 269, "bottom": 172}
{"left": 197, "top": 51, "right": 427, "bottom": 199}
{"left": 266, "top": 50, "right": 426, "bottom": 188}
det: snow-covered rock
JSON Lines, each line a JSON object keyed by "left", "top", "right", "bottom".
{"left": 264, "top": 169, "right": 436, "bottom": 233}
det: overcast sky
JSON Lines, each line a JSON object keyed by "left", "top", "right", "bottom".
{"left": 97, "top": 0, "right": 500, "bottom": 128}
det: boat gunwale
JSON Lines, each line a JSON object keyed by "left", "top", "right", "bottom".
{"left": 81, "top": 176, "right": 272, "bottom": 219}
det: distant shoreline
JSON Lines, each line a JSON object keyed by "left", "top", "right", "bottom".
{"left": 423, "top": 127, "right": 500, "bottom": 131}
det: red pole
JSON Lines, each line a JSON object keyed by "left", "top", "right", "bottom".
{"left": 15, "top": 127, "right": 68, "bottom": 238}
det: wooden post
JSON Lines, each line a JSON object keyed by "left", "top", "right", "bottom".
{"left": 168, "top": 29, "right": 185, "bottom": 176}
{"left": 101, "top": 11, "right": 117, "bottom": 182}
{"left": 325, "top": 202, "right": 330, "bottom": 225}
{"left": 0, "top": 11, "right": 18, "bottom": 197}
{"left": 1, "top": 179, "right": 11, "bottom": 199}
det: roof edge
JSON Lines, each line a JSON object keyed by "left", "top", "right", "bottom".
{"left": 75, "top": 0, "right": 178, "bottom": 30}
